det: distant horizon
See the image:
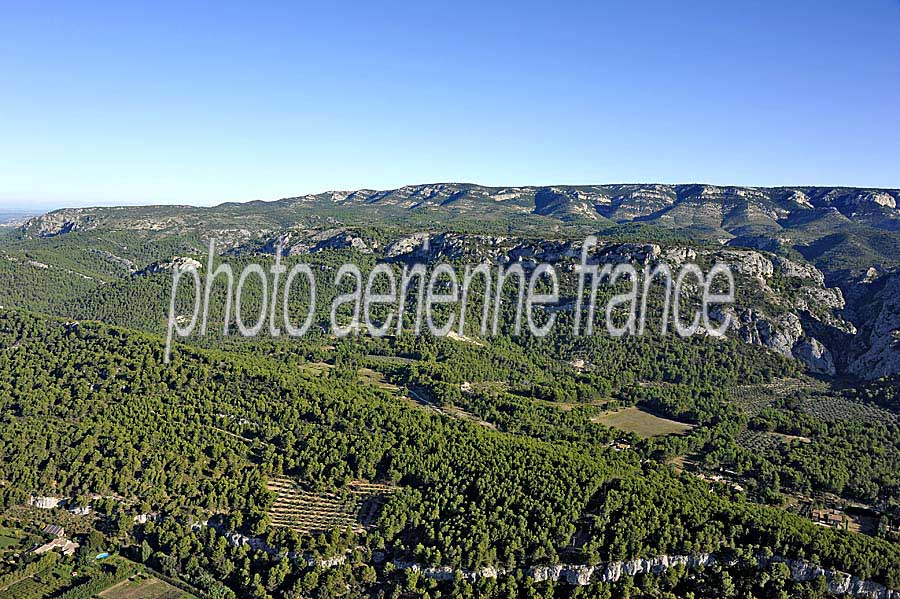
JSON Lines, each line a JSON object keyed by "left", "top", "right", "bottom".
{"left": 5, "top": 179, "right": 900, "bottom": 214}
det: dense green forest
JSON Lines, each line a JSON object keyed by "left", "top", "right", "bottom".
{"left": 0, "top": 221, "right": 898, "bottom": 598}
{"left": 1, "top": 309, "right": 899, "bottom": 598}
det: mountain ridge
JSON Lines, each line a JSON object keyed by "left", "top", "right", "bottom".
{"left": 23, "top": 182, "right": 900, "bottom": 224}
{"left": 22, "top": 182, "right": 900, "bottom": 275}
{"left": 9, "top": 182, "right": 900, "bottom": 380}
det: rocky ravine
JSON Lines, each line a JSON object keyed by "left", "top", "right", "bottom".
{"left": 842, "top": 269, "right": 900, "bottom": 380}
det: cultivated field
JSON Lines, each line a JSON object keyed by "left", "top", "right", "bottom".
{"left": 729, "top": 378, "right": 827, "bottom": 415}
{"left": 267, "top": 477, "right": 396, "bottom": 534}
{"left": 798, "top": 396, "right": 897, "bottom": 423}
{"left": 592, "top": 407, "right": 694, "bottom": 438}
{"left": 99, "top": 574, "right": 191, "bottom": 599}
{"left": 0, "top": 561, "right": 74, "bottom": 599}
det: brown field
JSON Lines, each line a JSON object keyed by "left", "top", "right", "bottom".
{"left": 593, "top": 407, "right": 694, "bottom": 438}
{"left": 99, "top": 575, "right": 190, "bottom": 599}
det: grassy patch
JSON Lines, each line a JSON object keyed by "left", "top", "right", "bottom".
{"left": 593, "top": 407, "right": 694, "bottom": 438}
{"left": 0, "top": 536, "right": 19, "bottom": 550}
{"left": 357, "top": 367, "right": 399, "bottom": 391}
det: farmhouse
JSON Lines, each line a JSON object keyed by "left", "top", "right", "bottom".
{"left": 812, "top": 508, "right": 847, "bottom": 529}
{"left": 33, "top": 536, "right": 79, "bottom": 556}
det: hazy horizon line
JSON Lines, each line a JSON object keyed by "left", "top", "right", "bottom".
{"left": 4, "top": 179, "right": 900, "bottom": 214}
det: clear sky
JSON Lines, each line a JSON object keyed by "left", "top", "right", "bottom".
{"left": 2, "top": 0, "right": 899, "bottom": 210}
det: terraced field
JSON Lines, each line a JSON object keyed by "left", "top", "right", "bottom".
{"left": 267, "top": 477, "right": 396, "bottom": 534}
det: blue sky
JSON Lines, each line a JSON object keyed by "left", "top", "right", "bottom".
{"left": 2, "top": 0, "right": 899, "bottom": 209}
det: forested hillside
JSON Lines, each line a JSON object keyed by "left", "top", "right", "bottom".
{"left": 0, "top": 189, "right": 899, "bottom": 598}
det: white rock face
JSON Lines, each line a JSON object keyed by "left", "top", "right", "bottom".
{"left": 392, "top": 560, "right": 507, "bottom": 582}
{"left": 793, "top": 338, "right": 836, "bottom": 375}
{"left": 714, "top": 307, "right": 841, "bottom": 373}
{"left": 193, "top": 523, "right": 900, "bottom": 599}
{"left": 757, "top": 556, "right": 900, "bottom": 599}
{"left": 385, "top": 233, "right": 431, "bottom": 258}
{"left": 663, "top": 247, "right": 697, "bottom": 265}
{"left": 529, "top": 553, "right": 899, "bottom": 597}
{"left": 861, "top": 191, "right": 897, "bottom": 209}
{"left": 29, "top": 496, "right": 63, "bottom": 509}
{"left": 140, "top": 256, "right": 202, "bottom": 274}
{"left": 723, "top": 250, "right": 774, "bottom": 282}
{"left": 774, "top": 256, "right": 826, "bottom": 285}
{"left": 801, "top": 286, "right": 846, "bottom": 311}
{"left": 848, "top": 272, "right": 900, "bottom": 379}
{"left": 262, "top": 229, "right": 374, "bottom": 256}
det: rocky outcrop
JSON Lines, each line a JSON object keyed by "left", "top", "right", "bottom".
{"left": 29, "top": 496, "right": 63, "bottom": 509}
{"left": 528, "top": 554, "right": 899, "bottom": 597}
{"left": 598, "top": 243, "right": 662, "bottom": 266}
{"left": 373, "top": 234, "right": 853, "bottom": 376}
{"left": 257, "top": 229, "right": 374, "bottom": 256}
{"left": 723, "top": 250, "right": 775, "bottom": 283}
{"left": 22, "top": 209, "right": 98, "bottom": 237}
{"left": 713, "top": 308, "right": 837, "bottom": 374}
{"left": 391, "top": 560, "right": 507, "bottom": 582}
{"left": 662, "top": 247, "right": 697, "bottom": 265}
{"left": 137, "top": 256, "right": 202, "bottom": 275}
{"left": 792, "top": 338, "right": 837, "bottom": 375}
{"left": 531, "top": 554, "right": 716, "bottom": 585}
{"left": 774, "top": 256, "right": 826, "bottom": 286}
{"left": 727, "top": 309, "right": 802, "bottom": 357}
{"left": 846, "top": 271, "right": 900, "bottom": 379}
{"left": 392, "top": 553, "right": 898, "bottom": 597}
{"left": 758, "top": 556, "right": 900, "bottom": 599}
{"left": 197, "top": 518, "right": 898, "bottom": 598}
{"left": 385, "top": 233, "right": 433, "bottom": 259}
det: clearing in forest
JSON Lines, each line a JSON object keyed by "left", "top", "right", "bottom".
{"left": 592, "top": 406, "right": 694, "bottom": 438}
